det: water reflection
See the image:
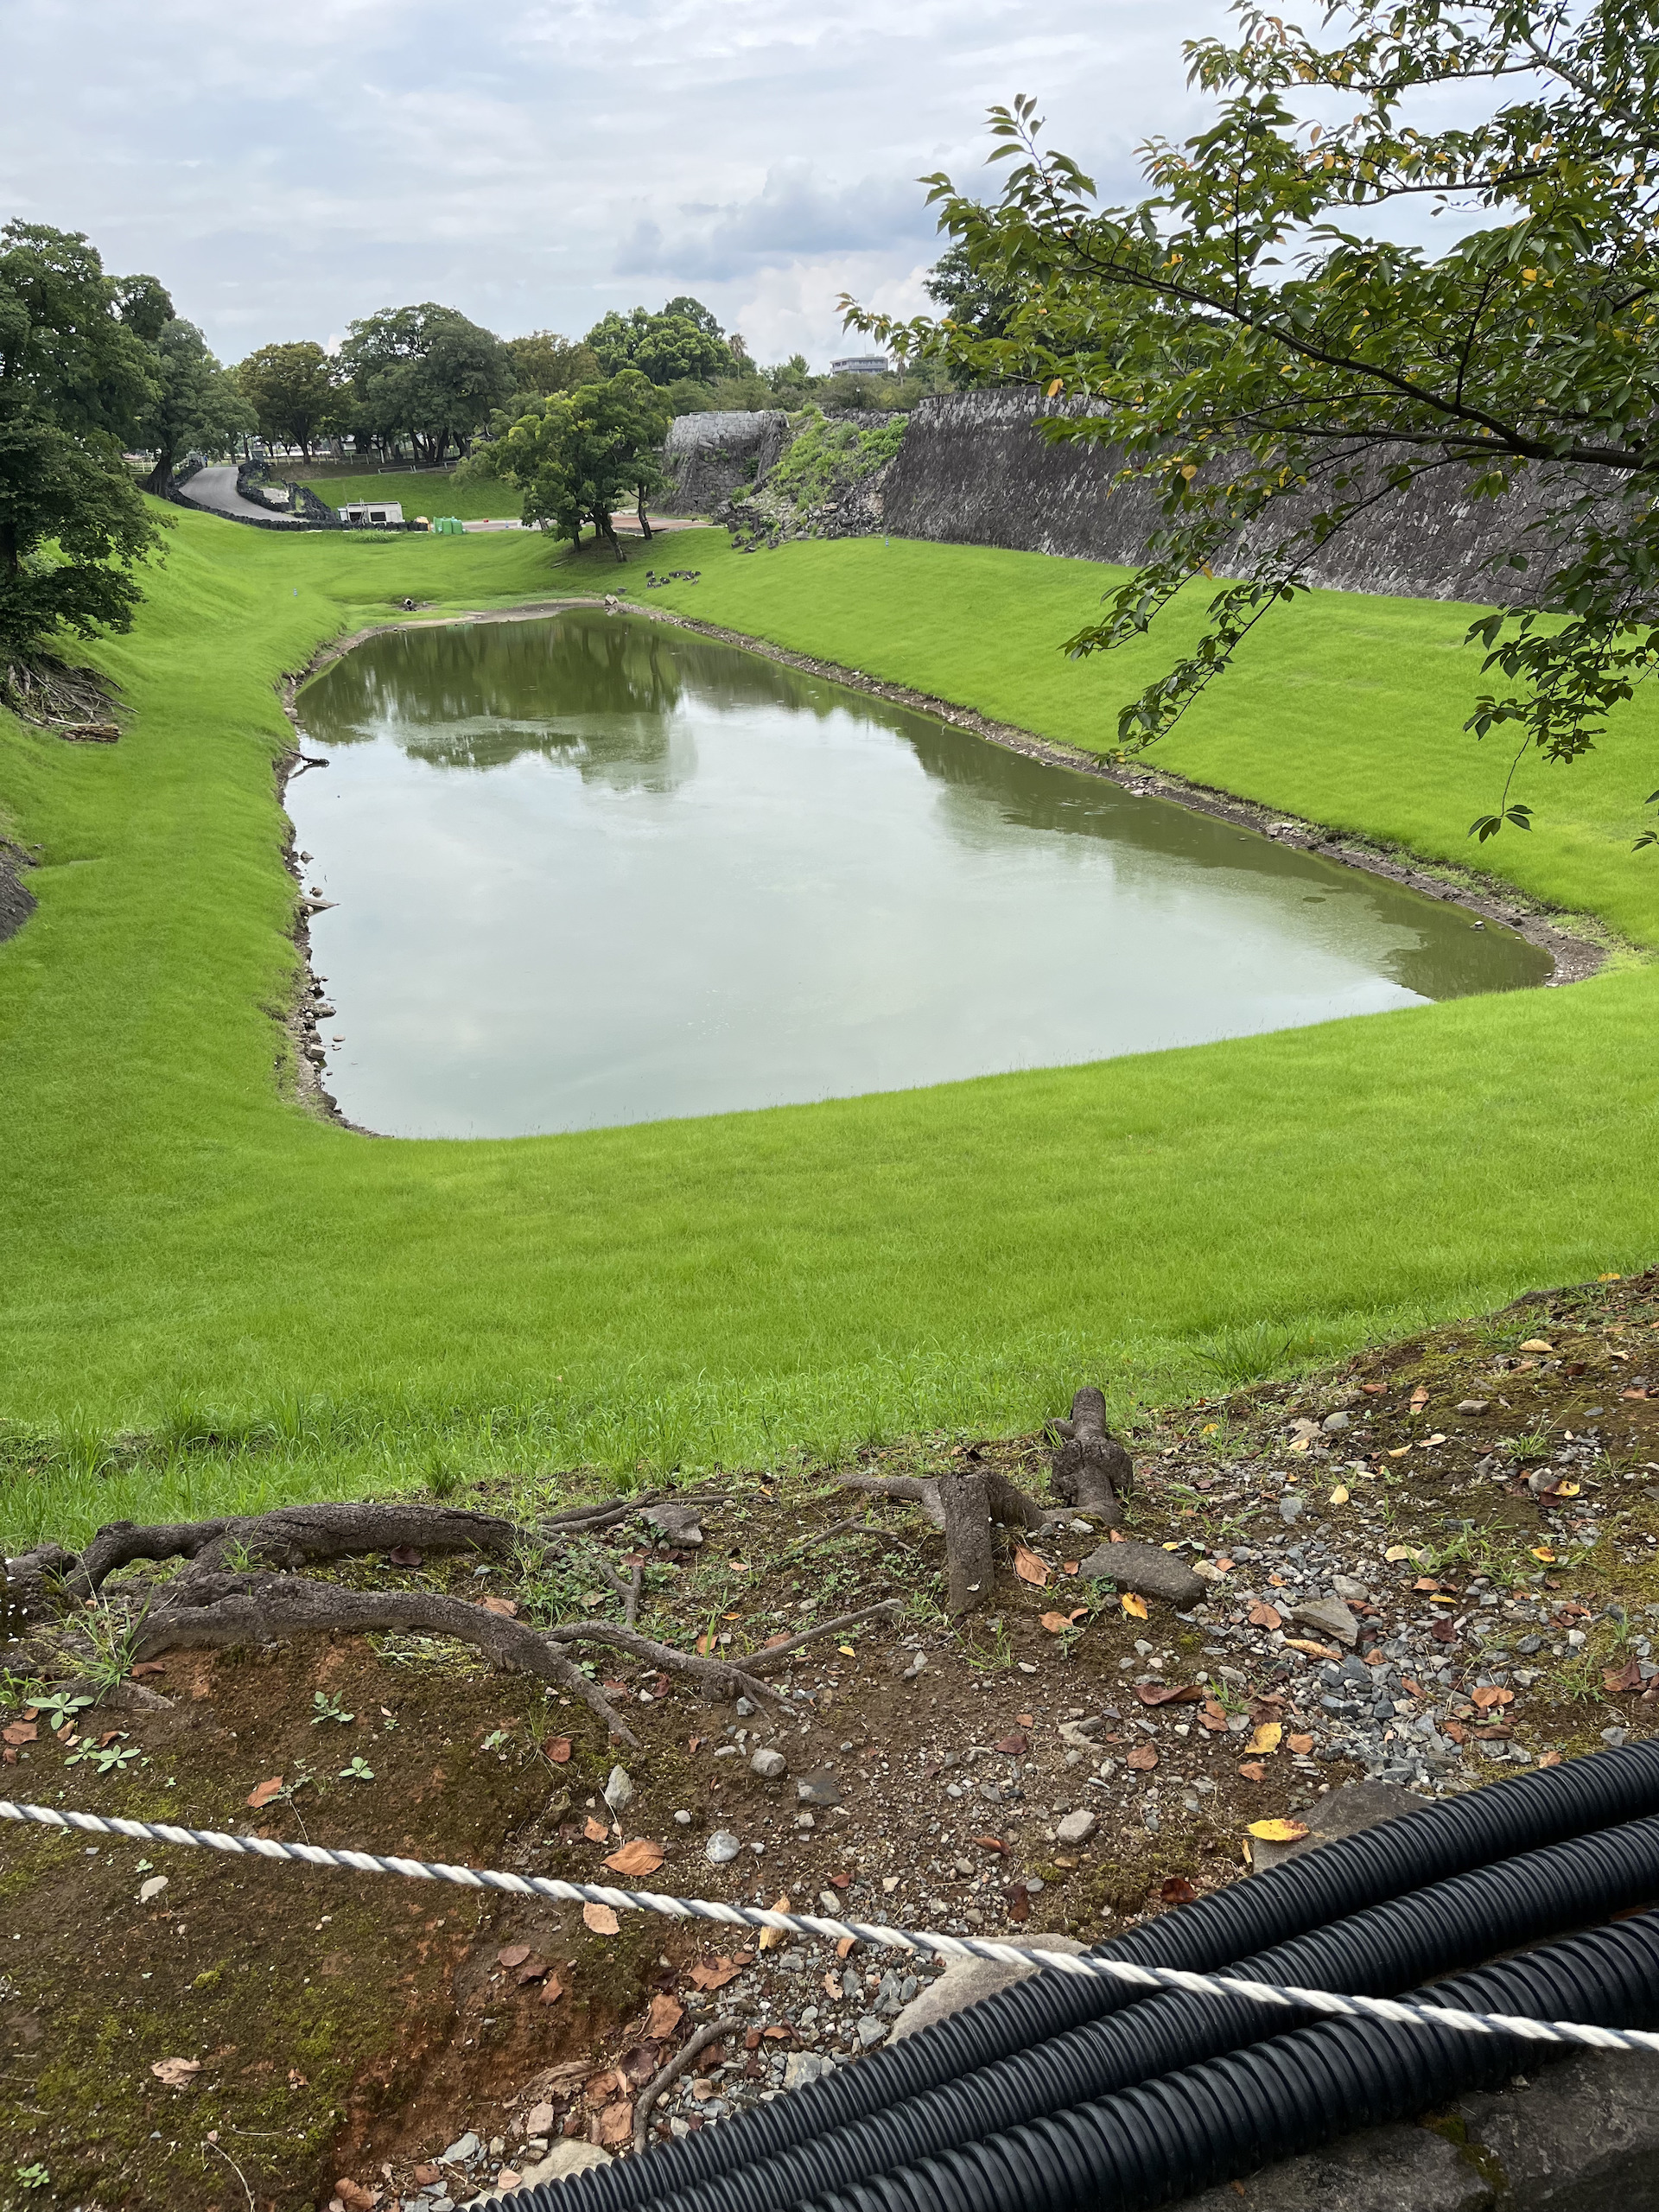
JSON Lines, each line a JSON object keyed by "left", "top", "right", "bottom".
{"left": 289, "top": 608, "right": 1550, "bottom": 1139}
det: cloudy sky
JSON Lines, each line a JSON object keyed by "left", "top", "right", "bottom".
{"left": 2, "top": 0, "right": 1237, "bottom": 368}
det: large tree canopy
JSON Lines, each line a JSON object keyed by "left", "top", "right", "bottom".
{"left": 584, "top": 301, "right": 736, "bottom": 386}
{"left": 236, "top": 340, "right": 339, "bottom": 461}
{"left": 339, "top": 303, "right": 514, "bottom": 467}
{"left": 851, "top": 0, "right": 1659, "bottom": 840}
{"left": 497, "top": 370, "right": 670, "bottom": 558}
{"left": 0, "top": 221, "right": 162, "bottom": 671}
{"left": 139, "top": 320, "right": 254, "bottom": 491}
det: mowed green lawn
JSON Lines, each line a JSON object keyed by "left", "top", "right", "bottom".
{"left": 290, "top": 467, "right": 524, "bottom": 522}
{"left": 4, "top": 504, "right": 1658, "bottom": 1549}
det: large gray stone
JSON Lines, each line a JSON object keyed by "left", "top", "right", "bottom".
{"left": 1249, "top": 1778, "right": 1429, "bottom": 1874}
{"left": 1077, "top": 1539, "right": 1205, "bottom": 1610}
{"left": 511, "top": 2142, "right": 613, "bottom": 2190}
{"left": 890, "top": 1935, "right": 1087, "bottom": 2043}
{"left": 1288, "top": 1593, "right": 1360, "bottom": 1647}
{"left": 1170, "top": 2123, "right": 1476, "bottom": 2211}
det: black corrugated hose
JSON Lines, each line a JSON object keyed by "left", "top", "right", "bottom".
{"left": 512, "top": 1740, "right": 1659, "bottom": 2212}
{"left": 806, "top": 1910, "right": 1659, "bottom": 2212}
{"left": 546, "top": 1809, "right": 1659, "bottom": 2212}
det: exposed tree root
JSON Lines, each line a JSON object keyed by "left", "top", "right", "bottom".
{"left": 1051, "top": 1386, "right": 1134, "bottom": 1519}
{"left": 544, "top": 1621, "right": 786, "bottom": 1712}
{"left": 632, "top": 2017, "right": 743, "bottom": 2154}
{"left": 744, "top": 1601, "right": 904, "bottom": 1670}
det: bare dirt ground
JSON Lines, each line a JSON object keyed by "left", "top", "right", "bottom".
{"left": 4, "top": 1268, "right": 1658, "bottom": 2212}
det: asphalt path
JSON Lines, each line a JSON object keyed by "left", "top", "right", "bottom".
{"left": 177, "top": 466, "right": 302, "bottom": 524}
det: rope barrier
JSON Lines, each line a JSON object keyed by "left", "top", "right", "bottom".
{"left": 5, "top": 1796, "right": 1658, "bottom": 2057}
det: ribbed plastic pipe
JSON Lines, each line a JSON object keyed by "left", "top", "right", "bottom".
{"left": 805, "top": 1910, "right": 1659, "bottom": 2212}
{"left": 520, "top": 1739, "right": 1659, "bottom": 2212}
{"left": 554, "top": 1810, "right": 1659, "bottom": 2212}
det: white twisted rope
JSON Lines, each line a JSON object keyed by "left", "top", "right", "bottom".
{"left": 3, "top": 1797, "right": 1656, "bottom": 2057}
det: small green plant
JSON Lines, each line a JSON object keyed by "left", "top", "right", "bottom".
{"left": 27, "top": 1687, "right": 93, "bottom": 1732}
{"left": 480, "top": 1728, "right": 512, "bottom": 1752}
{"left": 957, "top": 1617, "right": 1014, "bottom": 1672}
{"left": 14, "top": 2162, "right": 50, "bottom": 2192}
{"left": 339, "top": 1756, "right": 375, "bottom": 1782}
{"left": 426, "top": 1452, "right": 461, "bottom": 1500}
{"left": 65, "top": 1737, "right": 144, "bottom": 1774}
{"left": 78, "top": 1595, "right": 152, "bottom": 1694}
{"left": 311, "top": 1690, "right": 354, "bottom": 1726}
{"left": 218, "top": 1535, "right": 258, "bottom": 1573}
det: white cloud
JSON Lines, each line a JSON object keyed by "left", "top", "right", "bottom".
{"left": 0, "top": 0, "right": 1236, "bottom": 367}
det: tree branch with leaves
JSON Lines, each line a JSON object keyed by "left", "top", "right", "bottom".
{"left": 845, "top": 0, "right": 1659, "bottom": 843}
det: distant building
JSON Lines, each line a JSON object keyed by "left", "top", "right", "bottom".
{"left": 340, "top": 499, "right": 404, "bottom": 526}
{"left": 830, "top": 356, "right": 891, "bottom": 376}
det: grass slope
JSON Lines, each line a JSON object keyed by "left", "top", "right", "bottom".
{"left": 4, "top": 506, "right": 1659, "bottom": 1548}
{"left": 291, "top": 467, "right": 524, "bottom": 521}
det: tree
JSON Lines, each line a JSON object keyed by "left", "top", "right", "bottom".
{"left": 850, "top": 1, "right": 1659, "bottom": 840}
{"left": 496, "top": 370, "right": 671, "bottom": 559}
{"left": 923, "top": 242, "right": 1023, "bottom": 346}
{"left": 236, "top": 340, "right": 339, "bottom": 461}
{"left": 0, "top": 221, "right": 162, "bottom": 687}
{"left": 505, "top": 331, "right": 600, "bottom": 399}
{"left": 139, "top": 321, "right": 256, "bottom": 491}
{"left": 583, "top": 302, "right": 736, "bottom": 386}
{"left": 339, "top": 304, "right": 514, "bottom": 466}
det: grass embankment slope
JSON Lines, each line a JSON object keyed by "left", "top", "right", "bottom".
{"left": 291, "top": 465, "right": 523, "bottom": 521}
{"left": 4, "top": 508, "right": 1659, "bottom": 1550}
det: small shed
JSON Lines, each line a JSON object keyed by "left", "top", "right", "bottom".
{"left": 340, "top": 499, "right": 404, "bottom": 525}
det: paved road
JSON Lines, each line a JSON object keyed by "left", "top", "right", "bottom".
{"left": 177, "top": 466, "right": 303, "bottom": 524}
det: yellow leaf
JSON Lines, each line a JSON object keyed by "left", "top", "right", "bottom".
{"left": 1288, "top": 1437, "right": 1310, "bottom": 1453}
{"left": 1122, "top": 1593, "right": 1148, "bottom": 1620}
{"left": 837, "top": 1644, "right": 855, "bottom": 1657}
{"left": 1328, "top": 1485, "right": 1350, "bottom": 1505}
{"left": 1555, "top": 1481, "right": 1581, "bottom": 1497}
{"left": 1387, "top": 1446, "right": 1410, "bottom": 1458}
{"left": 1013, "top": 1546, "right": 1051, "bottom": 1586}
{"left": 1530, "top": 1546, "right": 1556, "bottom": 1561}
{"left": 1046, "top": 378, "right": 1064, "bottom": 397}
{"left": 758, "top": 1892, "right": 791, "bottom": 1951}
{"left": 1519, "top": 1338, "right": 1554, "bottom": 1353}
{"left": 1245, "top": 1721, "right": 1283, "bottom": 1757}
{"left": 583, "top": 1902, "right": 620, "bottom": 1936}
{"left": 1247, "top": 1817, "right": 1310, "bottom": 1843}
{"left": 1599, "top": 1272, "right": 1622, "bottom": 1282}
{"left": 1384, "top": 1544, "right": 1422, "bottom": 1563}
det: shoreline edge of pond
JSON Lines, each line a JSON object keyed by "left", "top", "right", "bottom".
{"left": 273, "top": 593, "right": 1614, "bottom": 1135}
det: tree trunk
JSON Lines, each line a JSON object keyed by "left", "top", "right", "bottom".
{"left": 637, "top": 488, "right": 653, "bottom": 539}
{"left": 938, "top": 1467, "right": 994, "bottom": 1614}
{"left": 143, "top": 448, "right": 175, "bottom": 495}
{"left": 1051, "top": 1385, "right": 1134, "bottom": 1518}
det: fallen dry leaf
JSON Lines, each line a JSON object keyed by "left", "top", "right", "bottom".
{"left": 597, "top": 2101, "right": 635, "bottom": 2147}
{"left": 995, "top": 1732, "right": 1029, "bottom": 1756}
{"left": 334, "top": 2179, "right": 376, "bottom": 2211}
{"left": 1160, "top": 1876, "right": 1198, "bottom": 1905}
{"left": 1247, "top": 1602, "right": 1282, "bottom": 1631}
{"left": 1039, "top": 1611, "right": 1072, "bottom": 1634}
{"left": 388, "top": 1546, "right": 423, "bottom": 1567}
{"left": 245, "top": 1777, "right": 283, "bottom": 1809}
{"left": 1016, "top": 1711, "right": 1035, "bottom": 1726}
{"left": 690, "top": 1955, "right": 744, "bottom": 1991}
{"left": 583, "top": 1903, "right": 620, "bottom": 1937}
{"left": 1470, "top": 1686, "right": 1515, "bottom": 1710}
{"left": 973, "top": 1834, "right": 1006, "bottom": 1853}
{"left": 497, "top": 1944, "right": 532, "bottom": 1971}
{"left": 836, "top": 1936, "right": 858, "bottom": 1958}
{"left": 1519, "top": 1338, "right": 1554, "bottom": 1354}
{"left": 1287, "top": 1733, "right": 1314, "bottom": 1755}
{"left": 1122, "top": 1593, "right": 1149, "bottom": 1621}
{"left": 539, "top": 1973, "right": 565, "bottom": 2005}
{"left": 1236, "top": 1760, "right": 1268, "bottom": 1783}
{"left": 583, "top": 1815, "right": 610, "bottom": 1843}
{"left": 1245, "top": 1721, "right": 1283, "bottom": 1757}
{"left": 3, "top": 1721, "right": 37, "bottom": 1746}
{"left": 516, "top": 1955, "right": 550, "bottom": 1985}
{"left": 1248, "top": 1818, "right": 1310, "bottom": 1844}
{"left": 1531, "top": 1546, "right": 1557, "bottom": 1562}
{"left": 1284, "top": 1638, "right": 1338, "bottom": 1662}
{"left": 1013, "top": 1546, "right": 1051, "bottom": 1586}
{"left": 1605, "top": 1656, "right": 1644, "bottom": 1695}
{"left": 480, "top": 1594, "right": 519, "bottom": 1618}
{"left": 1135, "top": 1682, "right": 1202, "bottom": 1707}
{"left": 150, "top": 2057, "right": 201, "bottom": 2088}
{"left": 837, "top": 1644, "right": 855, "bottom": 1658}
{"left": 1126, "top": 1745, "right": 1159, "bottom": 1771}
{"left": 546, "top": 1738, "right": 572, "bottom": 1764}
{"left": 1327, "top": 1484, "right": 1351, "bottom": 1506}
{"left": 605, "top": 1839, "right": 667, "bottom": 1878}
{"left": 1384, "top": 1544, "right": 1424, "bottom": 1563}
{"left": 823, "top": 1969, "right": 842, "bottom": 1998}
{"left": 646, "top": 1992, "right": 684, "bottom": 2038}
{"left": 758, "top": 1893, "right": 791, "bottom": 1952}
{"left": 1539, "top": 1749, "right": 1563, "bottom": 1767}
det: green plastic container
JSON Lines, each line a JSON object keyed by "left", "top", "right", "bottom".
{"left": 431, "top": 516, "right": 465, "bottom": 535}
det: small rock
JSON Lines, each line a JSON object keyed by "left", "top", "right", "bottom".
{"left": 705, "top": 1829, "right": 741, "bottom": 1864}
{"left": 797, "top": 1768, "right": 842, "bottom": 1807}
{"left": 784, "top": 2050, "right": 835, "bottom": 2089}
{"left": 1321, "top": 1411, "right": 1351, "bottom": 1433}
{"left": 604, "top": 1765, "right": 634, "bottom": 1811}
{"left": 1055, "top": 1808, "right": 1097, "bottom": 1847}
{"left": 1289, "top": 1594, "right": 1360, "bottom": 1648}
{"left": 522, "top": 2103, "right": 556, "bottom": 2137}
{"left": 1077, "top": 1539, "right": 1205, "bottom": 1610}
{"left": 674, "top": 1808, "right": 692, "bottom": 1825}
{"left": 750, "top": 1747, "right": 788, "bottom": 1780}
{"left": 1457, "top": 1399, "right": 1491, "bottom": 1415}
{"left": 138, "top": 1875, "right": 168, "bottom": 1903}
{"left": 734, "top": 1696, "right": 755, "bottom": 1718}
{"left": 855, "top": 2015, "right": 887, "bottom": 2048}
{"left": 1602, "top": 1726, "right": 1630, "bottom": 1747}
{"left": 642, "top": 1502, "right": 703, "bottom": 1548}
{"left": 513, "top": 2142, "right": 612, "bottom": 2187}
{"left": 1332, "top": 1575, "right": 1370, "bottom": 1604}
{"left": 1278, "top": 1492, "right": 1306, "bottom": 1524}
{"left": 440, "top": 2133, "right": 480, "bottom": 2165}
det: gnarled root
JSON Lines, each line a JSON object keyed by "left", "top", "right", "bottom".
{"left": 1051, "top": 1386, "right": 1133, "bottom": 1520}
